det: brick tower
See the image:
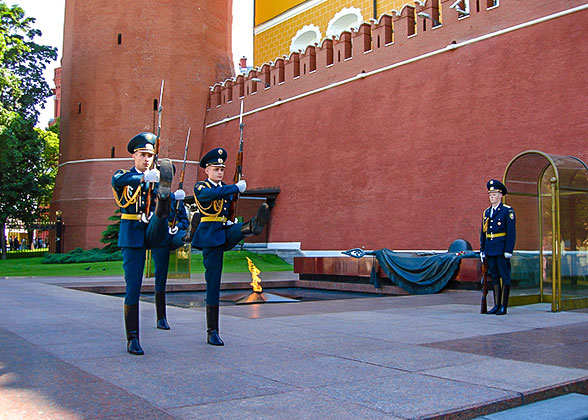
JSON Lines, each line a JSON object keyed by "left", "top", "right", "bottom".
{"left": 52, "top": 0, "right": 234, "bottom": 251}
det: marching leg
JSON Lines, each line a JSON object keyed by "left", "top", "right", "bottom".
{"left": 155, "top": 291, "right": 170, "bottom": 330}
{"left": 155, "top": 158, "right": 173, "bottom": 218}
{"left": 206, "top": 304, "right": 224, "bottom": 346}
{"left": 241, "top": 203, "right": 270, "bottom": 237}
{"left": 124, "top": 304, "right": 144, "bottom": 355}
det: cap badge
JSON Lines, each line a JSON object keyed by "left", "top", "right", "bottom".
{"left": 218, "top": 158, "right": 224, "bottom": 163}
{"left": 490, "top": 180, "right": 494, "bottom": 185}
{"left": 146, "top": 133, "right": 154, "bottom": 140}
{"left": 218, "top": 149, "right": 223, "bottom": 155}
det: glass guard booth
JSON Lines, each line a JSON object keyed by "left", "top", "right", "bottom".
{"left": 504, "top": 151, "right": 588, "bottom": 311}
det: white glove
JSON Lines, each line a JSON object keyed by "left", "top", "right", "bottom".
{"left": 144, "top": 168, "right": 160, "bottom": 183}
{"left": 168, "top": 226, "right": 179, "bottom": 235}
{"left": 480, "top": 252, "right": 485, "bottom": 262}
{"left": 173, "top": 189, "right": 186, "bottom": 200}
{"left": 236, "top": 179, "right": 247, "bottom": 193}
{"left": 504, "top": 252, "right": 512, "bottom": 259}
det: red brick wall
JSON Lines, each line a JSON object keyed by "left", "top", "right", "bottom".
{"left": 53, "top": 0, "right": 234, "bottom": 251}
{"left": 204, "top": 0, "right": 588, "bottom": 251}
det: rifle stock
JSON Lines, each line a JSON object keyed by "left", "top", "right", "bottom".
{"left": 481, "top": 259, "right": 489, "bottom": 314}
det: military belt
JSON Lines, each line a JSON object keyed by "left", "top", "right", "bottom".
{"left": 486, "top": 232, "right": 506, "bottom": 239}
{"left": 200, "top": 216, "right": 227, "bottom": 223}
{"left": 121, "top": 214, "right": 142, "bottom": 220}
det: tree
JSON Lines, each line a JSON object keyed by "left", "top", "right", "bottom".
{"left": 0, "top": 3, "right": 57, "bottom": 120}
{"left": 0, "top": 3, "right": 58, "bottom": 258}
{"left": 100, "top": 210, "right": 121, "bottom": 253}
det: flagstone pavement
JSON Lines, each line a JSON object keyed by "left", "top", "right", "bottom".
{"left": 0, "top": 274, "right": 587, "bottom": 419}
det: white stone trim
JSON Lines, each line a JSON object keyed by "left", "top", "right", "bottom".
{"left": 290, "top": 24, "right": 322, "bottom": 53}
{"left": 326, "top": 7, "right": 364, "bottom": 38}
{"left": 254, "top": 0, "right": 329, "bottom": 35}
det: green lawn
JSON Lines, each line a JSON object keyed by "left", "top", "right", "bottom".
{"left": 0, "top": 250, "right": 292, "bottom": 277}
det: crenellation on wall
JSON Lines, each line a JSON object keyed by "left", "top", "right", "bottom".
{"left": 301, "top": 44, "right": 318, "bottom": 73}
{"left": 371, "top": 14, "right": 394, "bottom": 48}
{"left": 221, "top": 79, "right": 233, "bottom": 105}
{"left": 353, "top": 22, "right": 373, "bottom": 53}
{"left": 393, "top": 3, "right": 416, "bottom": 39}
{"left": 334, "top": 31, "right": 352, "bottom": 63}
{"left": 285, "top": 52, "right": 300, "bottom": 79}
{"left": 271, "top": 58, "right": 285, "bottom": 86}
{"left": 206, "top": 0, "right": 585, "bottom": 127}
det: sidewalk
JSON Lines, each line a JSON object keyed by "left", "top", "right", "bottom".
{"left": 0, "top": 275, "right": 587, "bottom": 419}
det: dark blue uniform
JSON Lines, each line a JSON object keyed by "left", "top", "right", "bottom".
{"left": 152, "top": 196, "right": 190, "bottom": 292}
{"left": 112, "top": 167, "right": 169, "bottom": 305}
{"left": 480, "top": 203, "right": 516, "bottom": 286}
{"left": 192, "top": 179, "right": 245, "bottom": 305}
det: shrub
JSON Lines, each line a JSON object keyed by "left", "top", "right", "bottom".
{"left": 42, "top": 247, "right": 122, "bottom": 264}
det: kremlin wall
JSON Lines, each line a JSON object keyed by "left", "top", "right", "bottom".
{"left": 202, "top": 0, "right": 588, "bottom": 252}
{"left": 51, "top": 0, "right": 588, "bottom": 253}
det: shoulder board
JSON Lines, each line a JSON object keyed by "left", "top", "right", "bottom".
{"left": 196, "top": 181, "right": 211, "bottom": 191}
{"left": 114, "top": 169, "right": 129, "bottom": 175}
{"left": 503, "top": 204, "right": 511, "bottom": 208}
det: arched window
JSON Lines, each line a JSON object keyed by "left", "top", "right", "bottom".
{"left": 326, "top": 7, "right": 363, "bottom": 38}
{"left": 290, "top": 24, "right": 321, "bottom": 53}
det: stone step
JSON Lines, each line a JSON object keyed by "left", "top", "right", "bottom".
{"left": 474, "top": 393, "right": 588, "bottom": 420}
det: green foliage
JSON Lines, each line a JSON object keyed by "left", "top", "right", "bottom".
{"left": 0, "top": 110, "right": 53, "bottom": 225}
{"left": 0, "top": 3, "right": 57, "bottom": 121}
{"left": 42, "top": 247, "right": 123, "bottom": 264}
{"left": 100, "top": 209, "right": 121, "bottom": 253}
{"left": 0, "top": 3, "right": 59, "bottom": 256}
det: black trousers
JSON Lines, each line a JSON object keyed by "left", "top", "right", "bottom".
{"left": 487, "top": 255, "right": 511, "bottom": 286}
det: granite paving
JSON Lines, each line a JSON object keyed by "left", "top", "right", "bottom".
{"left": 0, "top": 275, "right": 587, "bottom": 419}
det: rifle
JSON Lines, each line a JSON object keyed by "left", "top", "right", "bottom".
{"left": 480, "top": 257, "right": 489, "bottom": 314}
{"left": 228, "top": 98, "right": 245, "bottom": 222}
{"left": 169, "top": 127, "right": 190, "bottom": 233}
{"left": 143, "top": 80, "right": 165, "bottom": 223}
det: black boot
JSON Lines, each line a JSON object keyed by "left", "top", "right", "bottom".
{"left": 206, "top": 305, "right": 224, "bottom": 346}
{"left": 487, "top": 283, "right": 502, "bottom": 314}
{"left": 124, "top": 304, "right": 144, "bottom": 355}
{"left": 182, "top": 211, "right": 201, "bottom": 243}
{"left": 497, "top": 285, "right": 510, "bottom": 315}
{"left": 155, "top": 159, "right": 173, "bottom": 218}
{"left": 241, "top": 203, "right": 270, "bottom": 237}
{"left": 155, "top": 291, "right": 170, "bottom": 330}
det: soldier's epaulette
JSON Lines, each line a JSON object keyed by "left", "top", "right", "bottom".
{"left": 503, "top": 204, "right": 512, "bottom": 208}
{"left": 195, "top": 180, "right": 211, "bottom": 191}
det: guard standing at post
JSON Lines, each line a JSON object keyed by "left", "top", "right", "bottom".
{"left": 112, "top": 132, "right": 181, "bottom": 355}
{"left": 151, "top": 192, "right": 189, "bottom": 330}
{"left": 480, "top": 179, "right": 516, "bottom": 315}
{"left": 192, "top": 147, "right": 270, "bottom": 346}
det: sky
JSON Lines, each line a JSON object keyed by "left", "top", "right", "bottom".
{"left": 11, "top": 0, "right": 254, "bottom": 129}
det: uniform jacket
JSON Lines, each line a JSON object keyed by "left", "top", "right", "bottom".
{"left": 480, "top": 203, "right": 516, "bottom": 256}
{"left": 192, "top": 179, "right": 239, "bottom": 248}
{"left": 112, "top": 167, "right": 157, "bottom": 248}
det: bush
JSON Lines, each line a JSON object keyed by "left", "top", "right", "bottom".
{"left": 42, "top": 247, "right": 122, "bottom": 264}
